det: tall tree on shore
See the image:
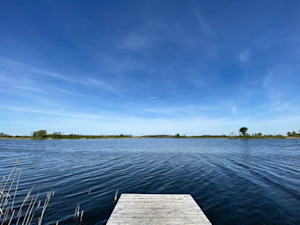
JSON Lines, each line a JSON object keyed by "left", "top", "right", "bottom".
{"left": 32, "top": 130, "right": 47, "bottom": 139}
{"left": 239, "top": 127, "right": 248, "bottom": 136}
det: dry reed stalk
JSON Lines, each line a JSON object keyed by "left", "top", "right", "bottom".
{"left": 1, "top": 165, "right": 56, "bottom": 225}
{"left": 0, "top": 167, "right": 15, "bottom": 208}
{"left": 7, "top": 172, "right": 17, "bottom": 196}
{"left": 24, "top": 193, "right": 39, "bottom": 225}
{"left": 74, "top": 204, "right": 80, "bottom": 218}
{"left": 114, "top": 190, "right": 119, "bottom": 201}
{"left": 22, "top": 195, "right": 35, "bottom": 225}
{"left": 16, "top": 183, "right": 36, "bottom": 225}
{"left": 0, "top": 167, "right": 15, "bottom": 193}
{"left": 74, "top": 204, "right": 84, "bottom": 222}
{"left": 16, "top": 209, "right": 22, "bottom": 225}
{"left": 27, "top": 200, "right": 41, "bottom": 225}
{"left": 0, "top": 174, "right": 16, "bottom": 221}
{"left": 80, "top": 210, "right": 84, "bottom": 222}
{"left": 1, "top": 172, "right": 16, "bottom": 210}
{"left": 8, "top": 209, "right": 15, "bottom": 225}
{"left": 37, "top": 191, "right": 52, "bottom": 225}
{"left": 1, "top": 207, "right": 10, "bottom": 225}
{"left": 0, "top": 168, "right": 16, "bottom": 222}
{"left": 11, "top": 170, "right": 21, "bottom": 211}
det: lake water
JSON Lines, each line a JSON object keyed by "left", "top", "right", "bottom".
{"left": 0, "top": 138, "right": 299, "bottom": 225}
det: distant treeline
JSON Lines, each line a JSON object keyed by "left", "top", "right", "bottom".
{"left": 141, "top": 134, "right": 227, "bottom": 138}
{"left": 1, "top": 128, "right": 299, "bottom": 140}
{"left": 0, "top": 133, "right": 31, "bottom": 138}
{"left": 228, "top": 134, "right": 286, "bottom": 139}
{"left": 228, "top": 127, "right": 300, "bottom": 139}
{"left": 31, "top": 130, "right": 132, "bottom": 140}
{"left": 287, "top": 131, "right": 300, "bottom": 137}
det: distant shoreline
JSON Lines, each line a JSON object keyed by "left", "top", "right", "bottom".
{"left": 1, "top": 136, "right": 299, "bottom": 140}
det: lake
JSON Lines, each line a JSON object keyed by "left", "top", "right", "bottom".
{"left": 0, "top": 138, "right": 299, "bottom": 224}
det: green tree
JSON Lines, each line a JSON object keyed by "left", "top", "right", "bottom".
{"left": 32, "top": 130, "right": 47, "bottom": 139}
{"left": 176, "top": 133, "right": 180, "bottom": 138}
{"left": 287, "top": 131, "right": 292, "bottom": 136}
{"left": 239, "top": 127, "right": 248, "bottom": 136}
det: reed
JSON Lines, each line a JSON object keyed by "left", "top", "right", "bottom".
{"left": 0, "top": 164, "right": 54, "bottom": 225}
{"left": 74, "top": 204, "right": 84, "bottom": 222}
{"left": 1, "top": 162, "right": 88, "bottom": 225}
{"left": 114, "top": 190, "right": 119, "bottom": 201}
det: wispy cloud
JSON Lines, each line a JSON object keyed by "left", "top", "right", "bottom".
{"left": 142, "top": 105, "right": 214, "bottom": 115}
{"left": 0, "top": 104, "right": 63, "bottom": 116}
{"left": 52, "top": 87, "right": 90, "bottom": 98}
{"left": 194, "top": 10, "right": 213, "bottom": 37}
{"left": 0, "top": 104, "right": 118, "bottom": 120}
{"left": 13, "top": 85, "right": 45, "bottom": 93}
{"left": 0, "top": 103, "right": 233, "bottom": 135}
{"left": 231, "top": 107, "right": 237, "bottom": 114}
{"left": 262, "top": 72, "right": 273, "bottom": 87}
{"left": 238, "top": 49, "right": 250, "bottom": 62}
{"left": 2, "top": 101, "right": 300, "bottom": 136}
{"left": 0, "top": 58, "right": 123, "bottom": 97}
{"left": 259, "top": 68, "right": 300, "bottom": 114}
{"left": 1, "top": 1, "right": 299, "bottom": 136}
{"left": 120, "top": 33, "right": 150, "bottom": 50}
{"left": 0, "top": 73, "right": 9, "bottom": 82}
{"left": 88, "top": 78, "right": 125, "bottom": 98}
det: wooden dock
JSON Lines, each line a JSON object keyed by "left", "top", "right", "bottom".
{"left": 107, "top": 194, "right": 212, "bottom": 225}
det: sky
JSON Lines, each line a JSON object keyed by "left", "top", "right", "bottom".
{"left": 0, "top": 0, "right": 300, "bottom": 136}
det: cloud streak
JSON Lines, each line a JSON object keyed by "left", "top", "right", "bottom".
{"left": 0, "top": 58, "right": 123, "bottom": 97}
{"left": 13, "top": 85, "right": 45, "bottom": 93}
{"left": 238, "top": 49, "right": 250, "bottom": 62}
{"left": 2, "top": 102, "right": 299, "bottom": 136}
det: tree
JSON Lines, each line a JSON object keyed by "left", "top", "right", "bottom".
{"left": 176, "top": 133, "right": 180, "bottom": 138}
{"left": 0, "top": 132, "right": 9, "bottom": 137}
{"left": 32, "top": 130, "right": 47, "bottom": 139}
{"left": 287, "top": 132, "right": 292, "bottom": 136}
{"left": 53, "top": 132, "right": 62, "bottom": 139}
{"left": 239, "top": 127, "right": 248, "bottom": 136}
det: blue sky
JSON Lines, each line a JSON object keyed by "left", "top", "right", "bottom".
{"left": 0, "top": 0, "right": 300, "bottom": 135}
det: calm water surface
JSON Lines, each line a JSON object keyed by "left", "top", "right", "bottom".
{"left": 0, "top": 138, "right": 299, "bottom": 225}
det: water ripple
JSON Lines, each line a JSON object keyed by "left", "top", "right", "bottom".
{"left": 0, "top": 138, "right": 299, "bottom": 225}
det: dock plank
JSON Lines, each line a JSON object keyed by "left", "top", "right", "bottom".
{"left": 107, "top": 194, "right": 212, "bottom": 225}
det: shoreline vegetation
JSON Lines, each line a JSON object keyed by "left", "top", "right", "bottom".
{"left": 0, "top": 164, "right": 84, "bottom": 224}
{"left": 0, "top": 165, "right": 55, "bottom": 225}
{"left": 0, "top": 128, "right": 299, "bottom": 140}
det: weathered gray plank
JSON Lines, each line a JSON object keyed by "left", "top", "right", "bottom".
{"left": 107, "top": 194, "right": 212, "bottom": 225}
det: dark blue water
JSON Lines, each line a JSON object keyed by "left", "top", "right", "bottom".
{"left": 0, "top": 138, "right": 299, "bottom": 225}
